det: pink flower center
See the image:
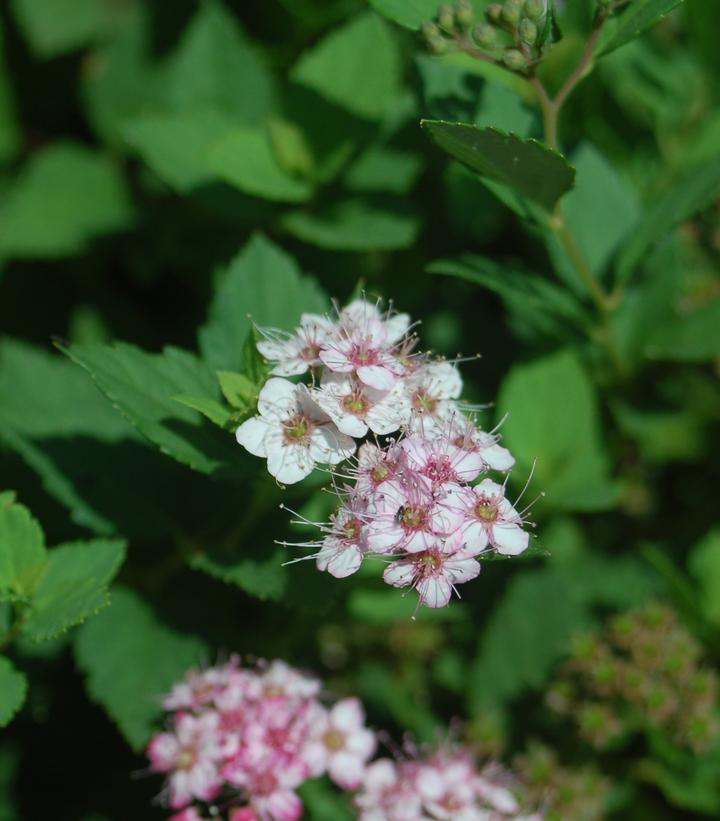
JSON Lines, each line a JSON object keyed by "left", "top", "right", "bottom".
{"left": 342, "top": 391, "right": 370, "bottom": 415}
{"left": 425, "top": 455, "right": 454, "bottom": 483}
{"left": 177, "top": 747, "right": 197, "bottom": 770}
{"left": 351, "top": 344, "right": 378, "bottom": 366}
{"left": 412, "top": 388, "right": 437, "bottom": 414}
{"left": 400, "top": 505, "right": 428, "bottom": 531}
{"left": 282, "top": 414, "right": 312, "bottom": 444}
{"left": 301, "top": 342, "right": 321, "bottom": 361}
{"left": 474, "top": 498, "right": 498, "bottom": 522}
{"left": 323, "top": 728, "right": 346, "bottom": 751}
{"left": 419, "top": 552, "right": 442, "bottom": 571}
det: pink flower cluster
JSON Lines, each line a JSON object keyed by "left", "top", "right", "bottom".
{"left": 236, "top": 299, "right": 531, "bottom": 609}
{"left": 147, "top": 658, "right": 375, "bottom": 821}
{"left": 356, "top": 745, "right": 542, "bottom": 821}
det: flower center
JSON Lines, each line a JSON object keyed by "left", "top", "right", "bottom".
{"left": 420, "top": 552, "right": 441, "bottom": 570}
{"left": 342, "top": 391, "right": 369, "bottom": 415}
{"left": 400, "top": 505, "right": 427, "bottom": 531}
{"left": 177, "top": 748, "right": 196, "bottom": 770}
{"left": 425, "top": 455, "right": 454, "bottom": 483}
{"left": 323, "top": 728, "right": 346, "bottom": 751}
{"left": 371, "top": 462, "right": 391, "bottom": 484}
{"left": 301, "top": 342, "right": 321, "bottom": 361}
{"left": 342, "top": 517, "right": 363, "bottom": 542}
{"left": 283, "top": 414, "right": 312, "bottom": 444}
{"left": 412, "top": 388, "right": 437, "bottom": 414}
{"left": 351, "top": 344, "right": 377, "bottom": 366}
{"left": 474, "top": 499, "right": 498, "bottom": 522}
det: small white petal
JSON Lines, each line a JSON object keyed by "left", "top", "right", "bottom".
{"left": 417, "top": 575, "right": 452, "bottom": 608}
{"left": 357, "top": 364, "right": 396, "bottom": 392}
{"left": 257, "top": 377, "right": 298, "bottom": 420}
{"left": 235, "top": 416, "right": 269, "bottom": 456}
{"left": 383, "top": 560, "right": 415, "bottom": 588}
{"left": 492, "top": 523, "right": 529, "bottom": 555}
{"left": 267, "top": 443, "right": 314, "bottom": 485}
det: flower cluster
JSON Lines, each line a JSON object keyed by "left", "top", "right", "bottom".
{"left": 355, "top": 743, "right": 541, "bottom": 821}
{"left": 147, "top": 658, "right": 376, "bottom": 820}
{"left": 236, "top": 299, "right": 531, "bottom": 609}
{"left": 546, "top": 601, "right": 720, "bottom": 753}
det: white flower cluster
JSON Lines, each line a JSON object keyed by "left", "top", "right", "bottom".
{"left": 236, "top": 299, "right": 531, "bottom": 608}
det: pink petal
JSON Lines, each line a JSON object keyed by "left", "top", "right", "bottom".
{"left": 481, "top": 443, "right": 515, "bottom": 471}
{"left": 328, "top": 751, "right": 365, "bottom": 789}
{"left": 492, "top": 523, "right": 529, "bottom": 555}
{"left": 266, "top": 790, "right": 303, "bottom": 821}
{"left": 357, "top": 364, "right": 396, "bottom": 392}
{"left": 331, "top": 697, "right": 363, "bottom": 731}
{"left": 416, "top": 575, "right": 452, "bottom": 608}
{"left": 383, "top": 560, "right": 415, "bottom": 588}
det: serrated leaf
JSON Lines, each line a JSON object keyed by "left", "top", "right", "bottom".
{"left": 291, "top": 11, "right": 401, "bottom": 122}
{"left": 421, "top": 121, "right": 575, "bottom": 211}
{"left": 60, "top": 342, "right": 238, "bottom": 476}
{"left": 22, "top": 539, "right": 126, "bottom": 642}
{"left": 616, "top": 157, "right": 720, "bottom": 283}
{"left": 198, "top": 234, "right": 328, "bottom": 371}
{"left": 217, "top": 372, "right": 256, "bottom": 410}
{"left": 597, "top": 0, "right": 685, "bottom": 57}
{"left": 0, "top": 143, "right": 133, "bottom": 259}
{"left": 208, "top": 127, "right": 313, "bottom": 202}
{"left": 0, "top": 499, "right": 47, "bottom": 601}
{"left": 75, "top": 586, "right": 207, "bottom": 750}
{"left": 282, "top": 198, "right": 419, "bottom": 251}
{"left": 497, "top": 350, "right": 618, "bottom": 511}
{"left": 189, "top": 548, "right": 288, "bottom": 601}
{"left": 173, "top": 394, "right": 232, "bottom": 429}
{"left": 0, "top": 657, "right": 26, "bottom": 727}
{"left": 367, "top": 0, "right": 440, "bottom": 30}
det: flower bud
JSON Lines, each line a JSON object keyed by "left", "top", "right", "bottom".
{"left": 472, "top": 22, "right": 497, "bottom": 48}
{"left": 502, "top": 0, "right": 523, "bottom": 26}
{"left": 502, "top": 48, "right": 526, "bottom": 70}
{"left": 455, "top": 0, "right": 474, "bottom": 27}
{"left": 525, "top": 0, "right": 546, "bottom": 20}
{"left": 428, "top": 35, "right": 449, "bottom": 54}
{"left": 519, "top": 18, "right": 538, "bottom": 44}
{"left": 486, "top": 3, "right": 504, "bottom": 22}
{"left": 422, "top": 21, "right": 440, "bottom": 39}
{"left": 438, "top": 3, "right": 455, "bottom": 29}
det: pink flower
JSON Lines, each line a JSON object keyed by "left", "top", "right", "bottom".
{"left": 163, "top": 657, "right": 242, "bottom": 711}
{"left": 355, "top": 759, "right": 423, "bottom": 821}
{"left": 320, "top": 325, "right": 405, "bottom": 391}
{"left": 383, "top": 545, "right": 481, "bottom": 608}
{"left": 147, "top": 711, "right": 225, "bottom": 808}
{"left": 308, "top": 698, "right": 376, "bottom": 789}
{"left": 404, "top": 361, "right": 463, "bottom": 430}
{"left": 458, "top": 478, "right": 529, "bottom": 556}
{"left": 365, "top": 477, "right": 466, "bottom": 555}
{"left": 353, "top": 442, "right": 405, "bottom": 496}
{"left": 312, "top": 374, "right": 410, "bottom": 438}
{"left": 449, "top": 417, "right": 516, "bottom": 473}
{"left": 229, "top": 808, "right": 260, "bottom": 821}
{"left": 257, "top": 314, "right": 335, "bottom": 376}
{"left": 169, "top": 809, "right": 208, "bottom": 821}
{"left": 315, "top": 491, "right": 369, "bottom": 578}
{"left": 401, "top": 433, "right": 485, "bottom": 486}
{"left": 236, "top": 378, "right": 355, "bottom": 484}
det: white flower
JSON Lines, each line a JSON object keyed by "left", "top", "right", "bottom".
{"left": 312, "top": 374, "right": 410, "bottom": 438}
{"left": 458, "top": 478, "right": 529, "bottom": 555}
{"left": 236, "top": 378, "right": 355, "bottom": 484}
{"left": 256, "top": 314, "right": 335, "bottom": 376}
{"left": 404, "top": 361, "right": 463, "bottom": 432}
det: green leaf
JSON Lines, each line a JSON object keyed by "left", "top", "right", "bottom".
{"left": 124, "top": 111, "right": 233, "bottom": 193}
{"left": 0, "top": 22, "right": 19, "bottom": 166}
{"left": 348, "top": 588, "right": 469, "bottom": 624}
{"left": 10, "top": 0, "right": 122, "bottom": 58}
{"left": 367, "top": 0, "right": 440, "bottom": 30}
{"left": 428, "top": 255, "right": 589, "bottom": 328}
{"left": 291, "top": 11, "right": 401, "bottom": 122}
{"left": 163, "top": 0, "right": 276, "bottom": 125}
{"left": 60, "top": 342, "right": 238, "bottom": 476}
{"left": 208, "top": 127, "right": 313, "bottom": 202}
{"left": 344, "top": 146, "right": 423, "bottom": 195}
{"left": 282, "top": 198, "right": 419, "bottom": 251}
{"left": 616, "top": 157, "right": 720, "bottom": 282}
{"left": 173, "top": 394, "right": 232, "bottom": 429}
{"left": 75, "top": 587, "right": 207, "bottom": 750}
{"left": 597, "top": 0, "right": 685, "bottom": 57}
{"left": 217, "top": 371, "right": 257, "bottom": 410}
{"left": 0, "top": 143, "right": 133, "bottom": 259}
{"left": 421, "top": 121, "right": 575, "bottom": 211}
{"left": 688, "top": 529, "right": 720, "bottom": 627}
{"left": 198, "top": 234, "right": 328, "bottom": 371}
{"left": 562, "top": 143, "right": 639, "bottom": 276}
{"left": 0, "top": 499, "right": 46, "bottom": 601}
{"left": 298, "top": 779, "right": 354, "bottom": 821}
{"left": 497, "top": 350, "right": 618, "bottom": 511}
{"left": 22, "top": 540, "right": 126, "bottom": 642}
{"left": 644, "top": 298, "right": 720, "bottom": 362}
{"left": 0, "top": 657, "right": 26, "bottom": 727}
{"left": 189, "top": 548, "right": 288, "bottom": 601}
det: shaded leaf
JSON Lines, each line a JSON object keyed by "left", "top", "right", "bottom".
{"left": 368, "top": 0, "right": 440, "bottom": 30}
{"left": 0, "top": 498, "right": 46, "bottom": 601}
{"left": 344, "top": 146, "right": 423, "bottom": 195}
{"left": 688, "top": 529, "right": 720, "bottom": 627}
{"left": 644, "top": 298, "right": 720, "bottom": 362}
{"left": 597, "top": 0, "right": 685, "bottom": 57}
{"left": 75, "top": 586, "right": 207, "bottom": 750}
{"left": 0, "top": 657, "right": 26, "bottom": 727}
{"left": 421, "top": 121, "right": 575, "bottom": 211}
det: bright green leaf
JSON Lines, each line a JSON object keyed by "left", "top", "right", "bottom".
{"left": 367, "top": 0, "right": 440, "bottom": 30}
{"left": 173, "top": 394, "right": 232, "bottom": 429}
{"left": 597, "top": 0, "right": 685, "bottom": 57}
{"left": 291, "top": 12, "right": 401, "bottom": 122}
{"left": 283, "top": 198, "right": 419, "bottom": 251}
{"left": 0, "top": 499, "right": 47, "bottom": 601}
{"left": 163, "top": 0, "right": 276, "bottom": 125}
{"left": 0, "top": 657, "right": 26, "bottom": 727}
{"left": 688, "top": 529, "right": 720, "bottom": 627}
{"left": 497, "top": 350, "right": 618, "bottom": 511}
{"left": 22, "top": 540, "right": 126, "bottom": 642}
{"left": 616, "top": 157, "right": 720, "bottom": 282}
{"left": 208, "top": 128, "right": 313, "bottom": 202}
{"left": 217, "top": 371, "right": 257, "bottom": 410}
{"left": 60, "top": 342, "right": 237, "bottom": 476}
{"left": 0, "top": 143, "right": 133, "bottom": 259}
{"left": 75, "top": 586, "right": 207, "bottom": 750}
{"left": 198, "top": 234, "right": 328, "bottom": 371}
{"left": 421, "top": 121, "right": 575, "bottom": 211}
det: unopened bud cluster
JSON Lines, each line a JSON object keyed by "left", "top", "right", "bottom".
{"left": 546, "top": 602, "right": 720, "bottom": 753}
{"left": 422, "top": 0, "right": 550, "bottom": 72}
{"left": 149, "top": 658, "right": 543, "bottom": 820}
{"left": 513, "top": 742, "right": 612, "bottom": 821}
{"left": 236, "top": 298, "right": 533, "bottom": 610}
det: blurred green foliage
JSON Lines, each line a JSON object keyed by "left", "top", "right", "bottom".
{"left": 0, "top": 0, "right": 719, "bottom": 818}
